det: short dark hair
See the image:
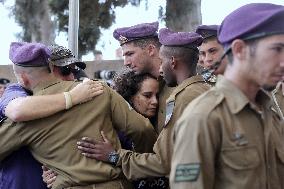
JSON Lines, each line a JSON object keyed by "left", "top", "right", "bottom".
{"left": 161, "top": 46, "right": 199, "bottom": 74}
{"left": 130, "top": 37, "right": 161, "bottom": 49}
{"left": 227, "top": 38, "right": 259, "bottom": 64}
{"left": 112, "top": 69, "right": 157, "bottom": 105}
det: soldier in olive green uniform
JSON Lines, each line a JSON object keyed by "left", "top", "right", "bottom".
{"left": 77, "top": 28, "right": 210, "bottom": 186}
{"left": 195, "top": 25, "right": 228, "bottom": 86}
{"left": 271, "top": 82, "right": 284, "bottom": 120}
{"left": 0, "top": 42, "right": 157, "bottom": 189}
{"left": 113, "top": 22, "right": 174, "bottom": 133}
{"left": 170, "top": 3, "right": 284, "bottom": 189}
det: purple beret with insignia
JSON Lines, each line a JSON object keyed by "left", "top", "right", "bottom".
{"left": 113, "top": 22, "right": 159, "bottom": 45}
{"left": 158, "top": 28, "right": 203, "bottom": 49}
{"left": 218, "top": 3, "right": 284, "bottom": 46}
{"left": 49, "top": 45, "right": 86, "bottom": 69}
{"left": 196, "top": 25, "right": 219, "bottom": 39}
{"left": 9, "top": 42, "right": 51, "bottom": 67}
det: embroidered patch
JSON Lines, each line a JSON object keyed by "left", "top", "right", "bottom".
{"left": 175, "top": 163, "right": 200, "bottom": 182}
{"left": 164, "top": 101, "right": 174, "bottom": 127}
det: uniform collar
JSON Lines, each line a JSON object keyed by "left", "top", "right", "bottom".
{"left": 272, "top": 82, "right": 284, "bottom": 96}
{"left": 167, "top": 75, "right": 205, "bottom": 102}
{"left": 216, "top": 75, "right": 272, "bottom": 114}
{"left": 32, "top": 77, "right": 62, "bottom": 93}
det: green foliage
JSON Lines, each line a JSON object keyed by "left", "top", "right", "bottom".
{"left": 49, "top": 0, "right": 132, "bottom": 57}
{"left": 10, "top": 0, "right": 145, "bottom": 58}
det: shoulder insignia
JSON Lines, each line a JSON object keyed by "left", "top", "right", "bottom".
{"left": 164, "top": 101, "right": 175, "bottom": 127}
{"left": 175, "top": 163, "right": 200, "bottom": 182}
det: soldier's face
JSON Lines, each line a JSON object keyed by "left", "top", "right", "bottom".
{"left": 247, "top": 34, "right": 284, "bottom": 90}
{"left": 199, "top": 39, "right": 224, "bottom": 69}
{"left": 122, "top": 43, "right": 152, "bottom": 75}
{"left": 131, "top": 78, "right": 159, "bottom": 118}
{"left": 159, "top": 46, "right": 176, "bottom": 87}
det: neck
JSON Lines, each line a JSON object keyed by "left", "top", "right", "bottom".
{"left": 151, "top": 57, "right": 162, "bottom": 78}
{"left": 224, "top": 64, "right": 259, "bottom": 104}
{"left": 29, "top": 73, "right": 55, "bottom": 90}
{"left": 176, "top": 71, "right": 193, "bottom": 85}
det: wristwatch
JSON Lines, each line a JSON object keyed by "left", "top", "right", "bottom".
{"left": 108, "top": 151, "right": 119, "bottom": 166}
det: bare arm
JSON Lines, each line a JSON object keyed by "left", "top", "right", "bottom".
{"left": 5, "top": 80, "right": 104, "bottom": 122}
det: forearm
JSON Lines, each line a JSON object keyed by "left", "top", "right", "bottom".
{"left": 5, "top": 94, "right": 66, "bottom": 122}
{"left": 117, "top": 149, "right": 167, "bottom": 180}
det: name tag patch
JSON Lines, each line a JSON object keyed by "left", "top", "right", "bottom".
{"left": 175, "top": 163, "right": 200, "bottom": 182}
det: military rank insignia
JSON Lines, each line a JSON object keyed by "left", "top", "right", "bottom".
{"left": 165, "top": 101, "right": 174, "bottom": 126}
{"left": 175, "top": 163, "right": 200, "bottom": 182}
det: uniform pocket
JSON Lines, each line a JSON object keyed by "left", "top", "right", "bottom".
{"left": 221, "top": 146, "right": 260, "bottom": 170}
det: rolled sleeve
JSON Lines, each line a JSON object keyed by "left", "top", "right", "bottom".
{"left": 0, "top": 84, "right": 28, "bottom": 119}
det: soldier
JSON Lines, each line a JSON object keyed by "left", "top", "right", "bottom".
{"left": 0, "top": 44, "right": 103, "bottom": 189}
{"left": 113, "top": 22, "right": 174, "bottom": 133}
{"left": 196, "top": 25, "right": 228, "bottom": 85}
{"left": 170, "top": 3, "right": 284, "bottom": 189}
{"left": 0, "top": 78, "right": 10, "bottom": 97}
{"left": 76, "top": 28, "right": 210, "bottom": 189}
{"left": 0, "top": 42, "right": 157, "bottom": 189}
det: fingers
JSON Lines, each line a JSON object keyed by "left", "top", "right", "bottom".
{"left": 81, "top": 137, "right": 97, "bottom": 145}
{"left": 77, "top": 144, "right": 96, "bottom": 154}
{"left": 42, "top": 166, "right": 57, "bottom": 188}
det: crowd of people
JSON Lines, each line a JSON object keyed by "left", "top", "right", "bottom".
{"left": 0, "top": 2, "right": 284, "bottom": 189}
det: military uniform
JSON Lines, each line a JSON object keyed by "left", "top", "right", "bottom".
{"left": 115, "top": 75, "right": 209, "bottom": 183}
{"left": 170, "top": 76, "right": 284, "bottom": 189}
{"left": 271, "top": 82, "right": 284, "bottom": 120}
{"left": 0, "top": 78, "right": 157, "bottom": 189}
{"left": 155, "top": 79, "right": 175, "bottom": 133}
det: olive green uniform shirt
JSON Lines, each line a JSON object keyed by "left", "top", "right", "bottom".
{"left": 155, "top": 79, "right": 175, "bottom": 134}
{"left": 170, "top": 76, "right": 284, "bottom": 189}
{"left": 0, "top": 78, "right": 157, "bottom": 189}
{"left": 117, "top": 75, "right": 210, "bottom": 180}
{"left": 271, "top": 82, "right": 284, "bottom": 120}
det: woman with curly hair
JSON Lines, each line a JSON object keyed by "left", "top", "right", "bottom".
{"left": 112, "top": 70, "right": 169, "bottom": 189}
{"left": 112, "top": 69, "right": 159, "bottom": 124}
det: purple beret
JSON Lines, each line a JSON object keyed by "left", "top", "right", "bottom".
{"left": 158, "top": 28, "right": 203, "bottom": 48}
{"left": 49, "top": 45, "right": 86, "bottom": 69}
{"left": 113, "top": 22, "right": 159, "bottom": 45}
{"left": 9, "top": 42, "right": 51, "bottom": 67}
{"left": 218, "top": 3, "right": 284, "bottom": 46}
{"left": 196, "top": 25, "right": 219, "bottom": 39}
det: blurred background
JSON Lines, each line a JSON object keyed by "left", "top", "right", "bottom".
{"left": 1, "top": 0, "right": 283, "bottom": 82}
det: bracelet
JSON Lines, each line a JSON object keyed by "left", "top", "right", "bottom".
{"left": 63, "top": 92, "right": 73, "bottom": 110}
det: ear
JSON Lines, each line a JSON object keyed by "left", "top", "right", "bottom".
{"left": 231, "top": 39, "right": 247, "bottom": 61}
{"left": 147, "top": 44, "right": 157, "bottom": 57}
{"left": 170, "top": 56, "right": 177, "bottom": 69}
{"left": 20, "top": 73, "right": 30, "bottom": 88}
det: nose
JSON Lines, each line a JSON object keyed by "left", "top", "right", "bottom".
{"left": 151, "top": 96, "right": 158, "bottom": 107}
{"left": 159, "top": 65, "right": 163, "bottom": 76}
{"left": 124, "top": 57, "right": 131, "bottom": 67}
{"left": 204, "top": 53, "right": 213, "bottom": 68}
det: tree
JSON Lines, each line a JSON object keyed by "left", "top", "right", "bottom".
{"left": 12, "top": 0, "right": 55, "bottom": 44}
{"left": 9, "top": 0, "right": 201, "bottom": 58}
{"left": 164, "top": 0, "right": 201, "bottom": 32}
